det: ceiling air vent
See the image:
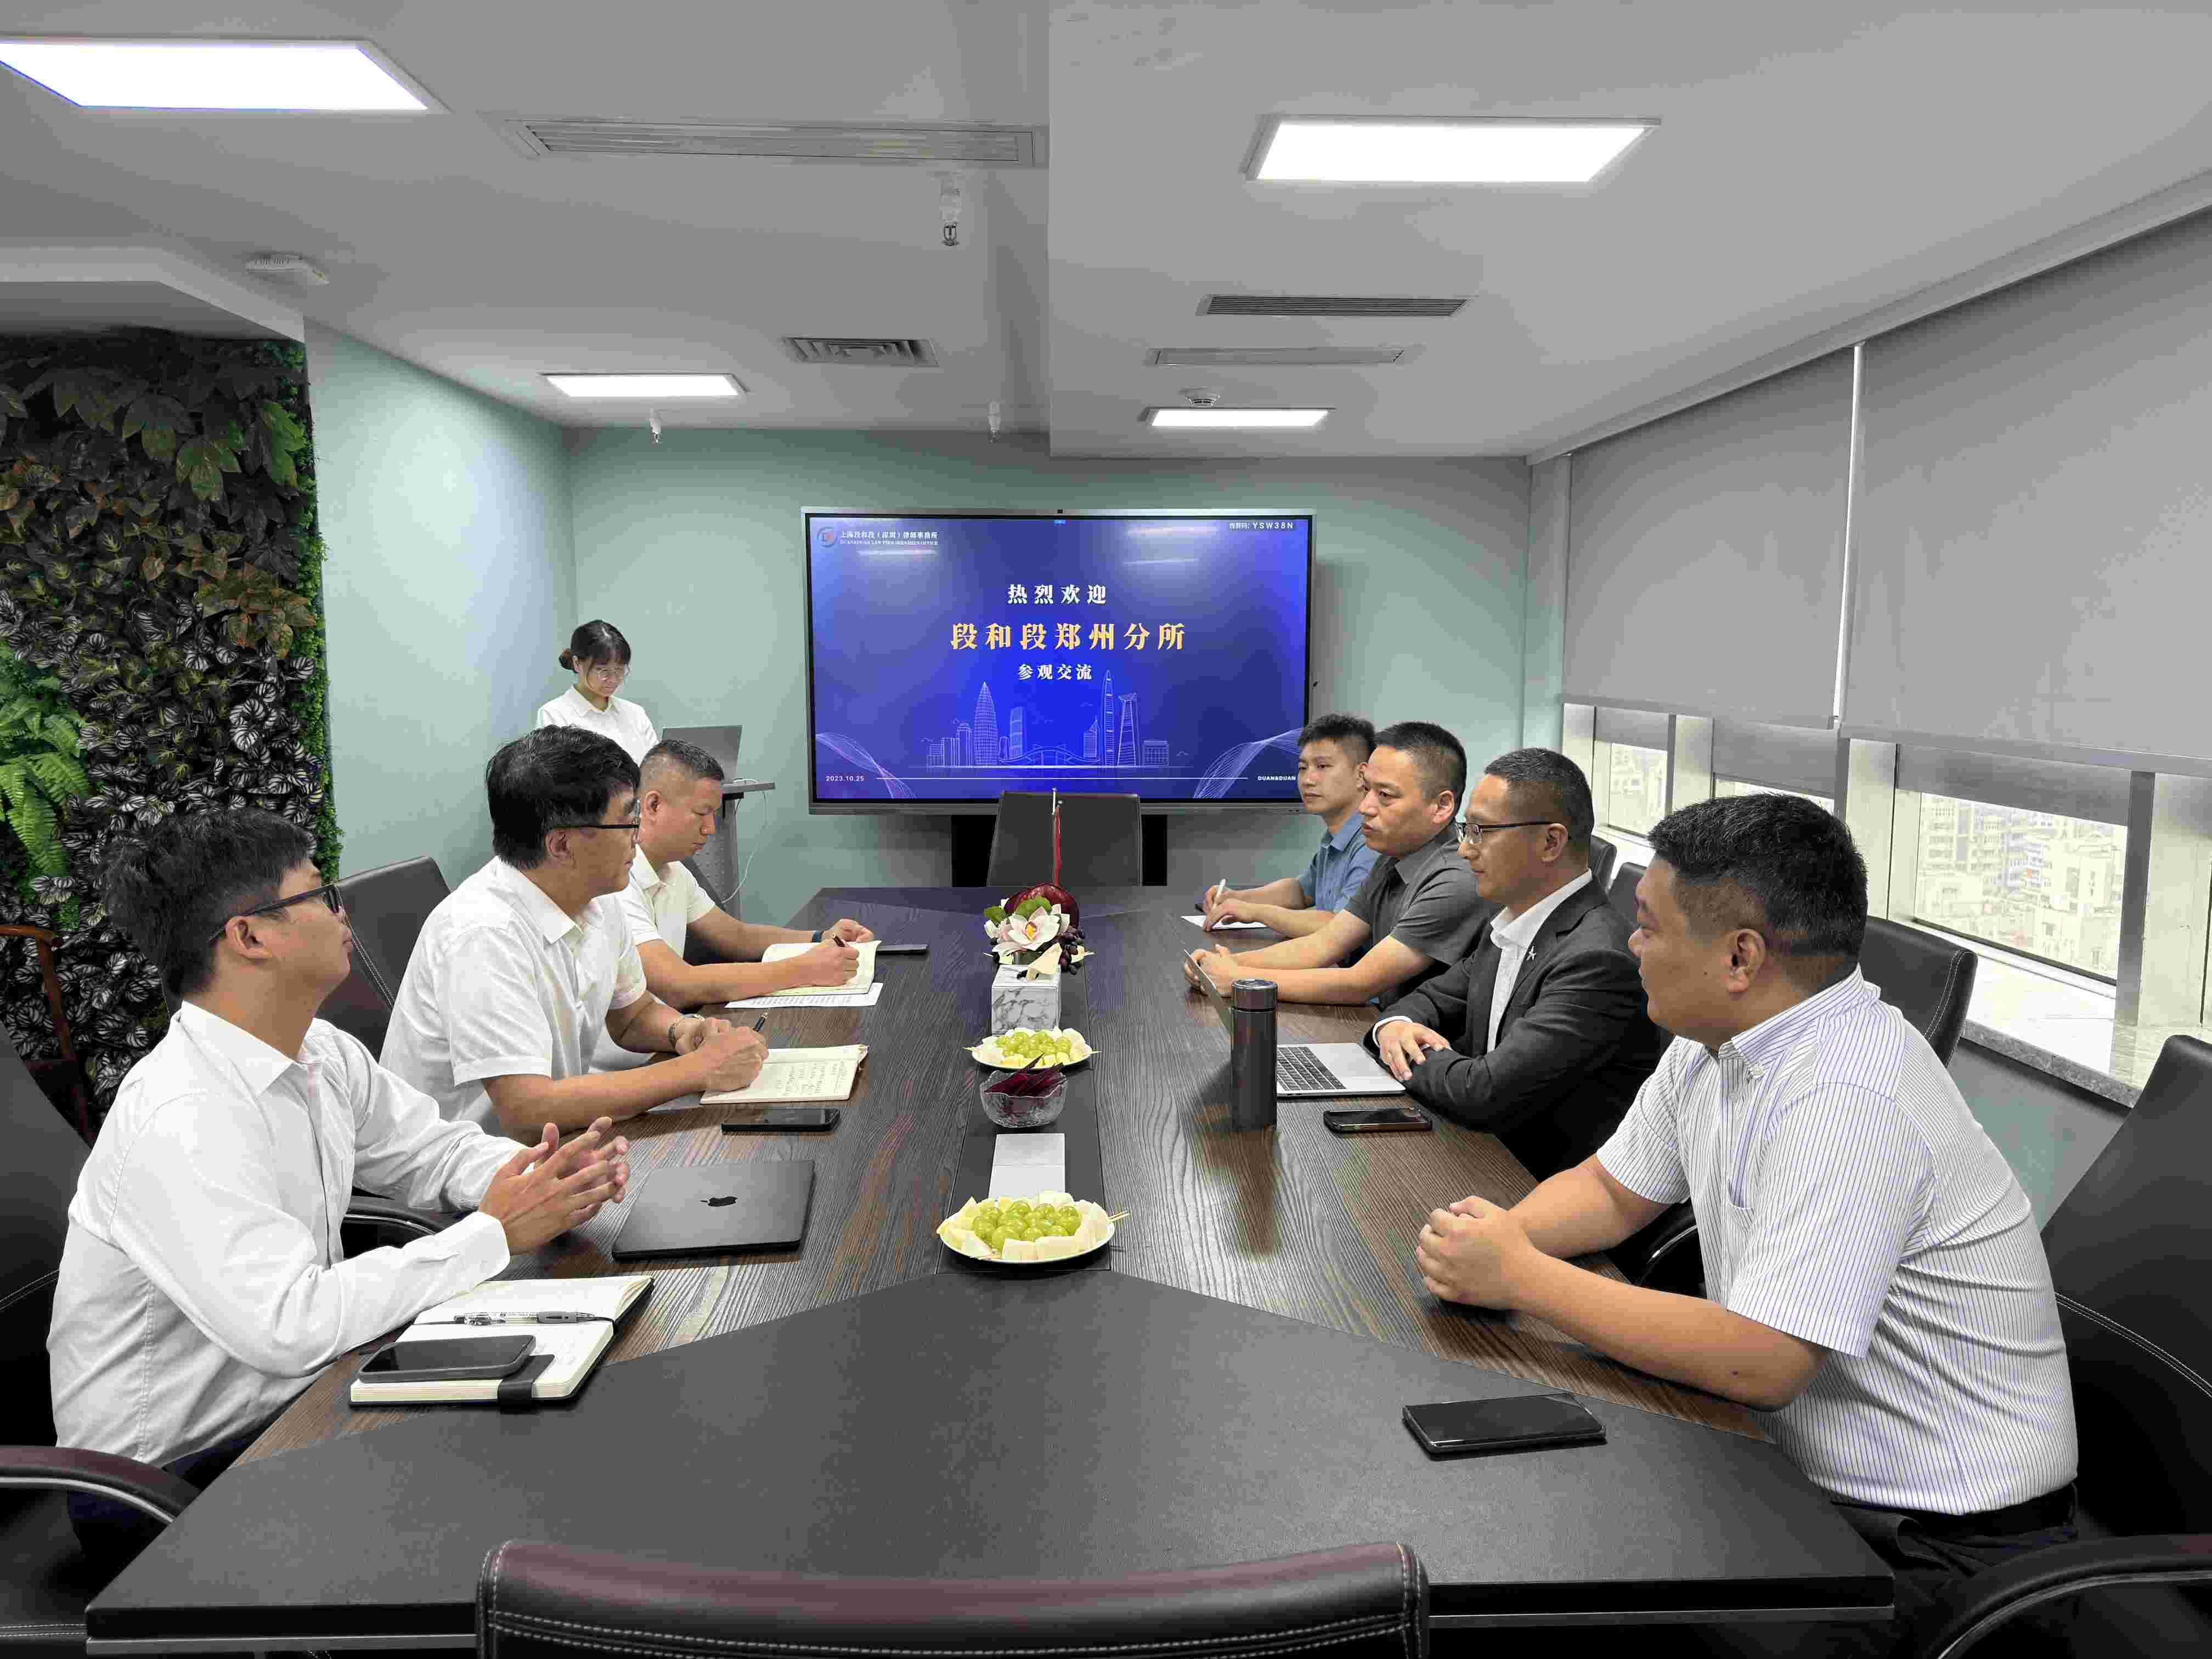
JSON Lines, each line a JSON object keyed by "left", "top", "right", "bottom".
{"left": 500, "top": 116, "right": 1045, "bottom": 166}
{"left": 1147, "top": 346, "right": 1407, "bottom": 368}
{"left": 783, "top": 337, "right": 939, "bottom": 368}
{"left": 1199, "top": 294, "right": 1465, "bottom": 318}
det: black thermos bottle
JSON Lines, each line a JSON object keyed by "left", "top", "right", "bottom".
{"left": 1229, "top": 978, "right": 1278, "bottom": 1130}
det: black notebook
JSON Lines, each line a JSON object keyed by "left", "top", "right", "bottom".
{"left": 611, "top": 1161, "right": 816, "bottom": 1260}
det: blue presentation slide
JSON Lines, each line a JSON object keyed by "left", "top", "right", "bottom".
{"left": 808, "top": 514, "right": 1311, "bottom": 804}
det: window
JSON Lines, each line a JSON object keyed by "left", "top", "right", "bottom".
{"left": 1911, "top": 794, "right": 2125, "bottom": 980}
{"left": 1605, "top": 743, "right": 1669, "bottom": 837}
{"left": 1716, "top": 778, "right": 1836, "bottom": 813}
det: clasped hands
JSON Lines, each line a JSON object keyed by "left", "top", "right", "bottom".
{"left": 478, "top": 1118, "right": 632, "bottom": 1253}
{"left": 1415, "top": 1194, "right": 1537, "bottom": 1311}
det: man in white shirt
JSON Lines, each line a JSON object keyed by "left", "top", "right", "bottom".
{"left": 621, "top": 738, "right": 874, "bottom": 1007}
{"left": 382, "top": 727, "right": 766, "bottom": 1132}
{"left": 51, "top": 808, "right": 631, "bottom": 1570}
{"left": 1365, "top": 748, "right": 1662, "bottom": 1178}
{"left": 1414, "top": 795, "right": 2078, "bottom": 1657}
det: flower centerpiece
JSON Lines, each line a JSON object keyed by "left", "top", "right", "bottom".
{"left": 983, "top": 883, "right": 1088, "bottom": 979}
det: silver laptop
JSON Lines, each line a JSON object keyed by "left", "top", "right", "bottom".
{"left": 1193, "top": 960, "right": 1406, "bottom": 1098}
{"left": 660, "top": 724, "right": 743, "bottom": 778}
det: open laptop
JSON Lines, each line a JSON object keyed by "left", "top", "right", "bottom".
{"left": 660, "top": 723, "right": 743, "bottom": 780}
{"left": 1193, "top": 959, "right": 1406, "bottom": 1098}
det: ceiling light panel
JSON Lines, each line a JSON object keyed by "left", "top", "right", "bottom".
{"left": 545, "top": 374, "right": 742, "bottom": 399}
{"left": 1145, "top": 408, "right": 1331, "bottom": 430}
{"left": 1249, "top": 117, "right": 1652, "bottom": 184}
{"left": 0, "top": 38, "right": 432, "bottom": 111}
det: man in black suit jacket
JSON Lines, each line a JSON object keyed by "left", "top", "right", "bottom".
{"left": 1367, "top": 748, "right": 1665, "bottom": 1178}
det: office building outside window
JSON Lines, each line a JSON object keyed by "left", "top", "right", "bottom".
{"left": 1716, "top": 779, "right": 1836, "bottom": 813}
{"left": 1912, "top": 794, "right": 2124, "bottom": 980}
{"left": 1606, "top": 743, "right": 1669, "bottom": 837}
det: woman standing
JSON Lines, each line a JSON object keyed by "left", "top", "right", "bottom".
{"left": 535, "top": 620, "right": 659, "bottom": 764}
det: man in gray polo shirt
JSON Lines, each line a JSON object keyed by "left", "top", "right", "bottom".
{"left": 1184, "top": 721, "right": 1491, "bottom": 1005}
{"left": 1414, "top": 795, "right": 2078, "bottom": 1657}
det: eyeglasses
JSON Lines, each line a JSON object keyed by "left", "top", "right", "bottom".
{"left": 208, "top": 882, "right": 343, "bottom": 946}
{"left": 1455, "top": 818, "right": 1556, "bottom": 846}
{"left": 583, "top": 664, "right": 629, "bottom": 685}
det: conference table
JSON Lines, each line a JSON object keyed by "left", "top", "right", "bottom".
{"left": 87, "top": 888, "right": 1890, "bottom": 1652}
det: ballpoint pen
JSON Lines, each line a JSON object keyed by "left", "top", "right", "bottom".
{"left": 422, "top": 1312, "right": 602, "bottom": 1326}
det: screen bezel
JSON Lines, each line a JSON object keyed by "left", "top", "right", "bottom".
{"left": 803, "top": 511, "right": 1315, "bottom": 816}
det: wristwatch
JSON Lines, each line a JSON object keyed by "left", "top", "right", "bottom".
{"left": 811, "top": 928, "right": 823, "bottom": 944}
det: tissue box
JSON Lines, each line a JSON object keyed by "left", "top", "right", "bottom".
{"left": 990, "top": 962, "right": 1062, "bottom": 1035}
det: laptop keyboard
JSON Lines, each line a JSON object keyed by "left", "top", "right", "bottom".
{"left": 1277, "top": 1046, "right": 1348, "bottom": 1093}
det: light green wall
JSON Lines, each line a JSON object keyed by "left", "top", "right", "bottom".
{"left": 307, "top": 324, "right": 576, "bottom": 887}
{"left": 566, "top": 430, "right": 1531, "bottom": 928}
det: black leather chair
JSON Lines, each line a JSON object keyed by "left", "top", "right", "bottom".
{"left": 0, "top": 1032, "right": 445, "bottom": 1645}
{"left": 1918, "top": 1034, "right": 2212, "bottom": 1655}
{"left": 1607, "top": 860, "right": 1645, "bottom": 923}
{"left": 332, "top": 855, "right": 452, "bottom": 1054}
{"left": 986, "top": 792, "right": 1142, "bottom": 889}
{"left": 1613, "top": 919, "right": 1981, "bottom": 1299}
{"left": 1587, "top": 833, "right": 1618, "bottom": 894}
{"left": 476, "top": 1540, "right": 1427, "bottom": 1659}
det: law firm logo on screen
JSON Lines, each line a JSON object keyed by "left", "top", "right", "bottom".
{"left": 818, "top": 527, "right": 838, "bottom": 546}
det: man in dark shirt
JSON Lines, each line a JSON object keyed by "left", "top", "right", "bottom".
{"left": 1184, "top": 721, "right": 1491, "bottom": 1005}
{"left": 1366, "top": 748, "right": 1664, "bottom": 1176}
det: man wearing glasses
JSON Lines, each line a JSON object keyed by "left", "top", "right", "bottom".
{"left": 1367, "top": 748, "right": 1663, "bottom": 1177}
{"left": 52, "top": 808, "right": 633, "bottom": 1571}
{"left": 383, "top": 727, "right": 766, "bottom": 1132}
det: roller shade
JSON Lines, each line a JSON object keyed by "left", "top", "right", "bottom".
{"left": 1712, "top": 719, "right": 1837, "bottom": 799}
{"left": 1564, "top": 350, "right": 1852, "bottom": 727}
{"left": 1844, "top": 207, "right": 2212, "bottom": 775}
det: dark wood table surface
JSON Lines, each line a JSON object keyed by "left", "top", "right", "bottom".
{"left": 241, "top": 885, "right": 1757, "bottom": 1464}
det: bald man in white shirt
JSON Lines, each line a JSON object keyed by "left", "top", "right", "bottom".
{"left": 50, "top": 808, "right": 631, "bottom": 1573}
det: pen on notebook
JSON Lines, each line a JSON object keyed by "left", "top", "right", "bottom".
{"left": 425, "top": 1312, "right": 601, "bottom": 1326}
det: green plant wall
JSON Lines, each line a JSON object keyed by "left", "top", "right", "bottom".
{"left": 0, "top": 329, "right": 337, "bottom": 1111}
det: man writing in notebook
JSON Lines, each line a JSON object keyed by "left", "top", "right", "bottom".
{"left": 1183, "top": 721, "right": 1490, "bottom": 1005}
{"left": 49, "top": 809, "right": 632, "bottom": 1572}
{"left": 1197, "top": 714, "right": 1378, "bottom": 939}
{"left": 620, "top": 738, "right": 873, "bottom": 1007}
{"left": 383, "top": 727, "right": 768, "bottom": 1132}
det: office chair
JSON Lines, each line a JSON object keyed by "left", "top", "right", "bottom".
{"left": 1917, "top": 1033, "right": 2212, "bottom": 1655}
{"left": 1612, "top": 919, "right": 1980, "bottom": 1300}
{"left": 337, "top": 856, "right": 452, "bottom": 1004}
{"left": 659, "top": 724, "right": 743, "bottom": 779}
{"left": 477, "top": 1540, "right": 1428, "bottom": 1659}
{"left": 0, "top": 1032, "right": 445, "bottom": 1642}
{"left": 1607, "top": 861, "right": 1645, "bottom": 924}
{"left": 1586, "top": 833, "right": 1619, "bottom": 894}
{"left": 986, "top": 792, "right": 1142, "bottom": 889}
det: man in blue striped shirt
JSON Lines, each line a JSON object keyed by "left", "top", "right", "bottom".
{"left": 1415, "top": 794, "right": 2077, "bottom": 1657}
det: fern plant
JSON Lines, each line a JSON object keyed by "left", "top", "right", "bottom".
{"left": 0, "top": 640, "right": 89, "bottom": 883}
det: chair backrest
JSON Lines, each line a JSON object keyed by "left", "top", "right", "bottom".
{"left": 320, "top": 955, "right": 397, "bottom": 1054}
{"left": 477, "top": 1540, "right": 1426, "bottom": 1659}
{"left": 337, "top": 856, "right": 451, "bottom": 1006}
{"left": 1859, "top": 916, "right": 1977, "bottom": 1064}
{"left": 2038, "top": 1034, "right": 2212, "bottom": 1534}
{"left": 659, "top": 725, "right": 743, "bottom": 780}
{"left": 986, "top": 792, "right": 1142, "bottom": 889}
{"left": 0, "top": 1036, "right": 91, "bottom": 1447}
{"left": 1586, "top": 833, "right": 1618, "bottom": 893}
{"left": 1607, "top": 860, "right": 1645, "bottom": 923}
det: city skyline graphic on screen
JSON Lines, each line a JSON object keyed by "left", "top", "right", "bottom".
{"left": 807, "top": 514, "right": 1311, "bottom": 806}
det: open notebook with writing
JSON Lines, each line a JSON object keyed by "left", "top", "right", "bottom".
{"left": 757, "top": 939, "right": 877, "bottom": 995}
{"left": 702, "top": 1043, "right": 867, "bottom": 1105}
{"left": 348, "top": 1274, "right": 651, "bottom": 1407}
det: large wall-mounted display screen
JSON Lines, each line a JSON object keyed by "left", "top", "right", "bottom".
{"left": 805, "top": 513, "right": 1312, "bottom": 810}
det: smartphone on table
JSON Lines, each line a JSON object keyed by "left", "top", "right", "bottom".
{"left": 1403, "top": 1393, "right": 1606, "bottom": 1458}
{"left": 723, "top": 1108, "right": 839, "bottom": 1132}
{"left": 358, "top": 1335, "right": 535, "bottom": 1383}
{"left": 1323, "top": 1105, "right": 1433, "bottom": 1133}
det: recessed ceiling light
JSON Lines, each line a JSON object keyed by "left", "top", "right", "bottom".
{"left": 1144, "top": 408, "right": 1330, "bottom": 430}
{"left": 0, "top": 38, "right": 433, "bottom": 111}
{"left": 544, "top": 374, "right": 743, "bottom": 400}
{"left": 1248, "top": 116, "right": 1653, "bottom": 184}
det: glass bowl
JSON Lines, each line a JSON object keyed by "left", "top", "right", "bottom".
{"left": 979, "top": 1067, "right": 1067, "bottom": 1129}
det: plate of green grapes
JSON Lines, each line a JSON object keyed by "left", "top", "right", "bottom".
{"left": 968, "top": 1026, "right": 1094, "bottom": 1069}
{"left": 937, "top": 1192, "right": 1115, "bottom": 1267}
